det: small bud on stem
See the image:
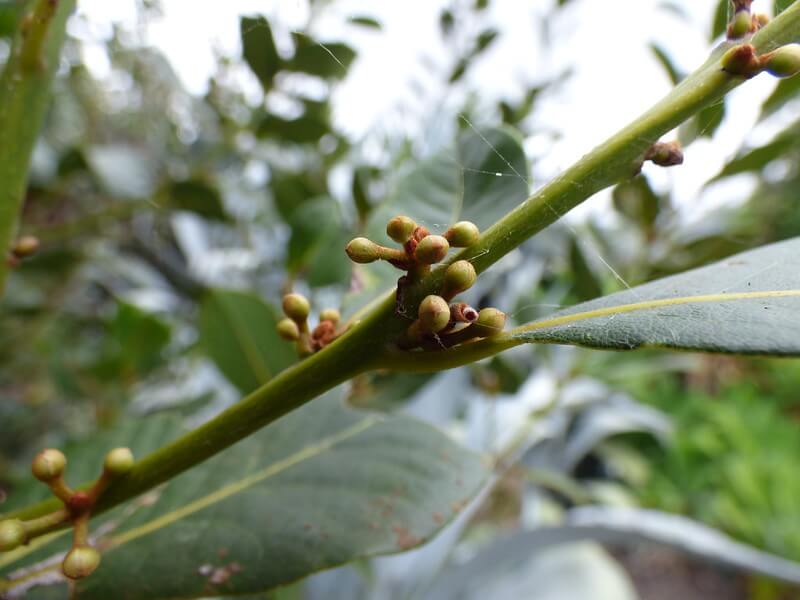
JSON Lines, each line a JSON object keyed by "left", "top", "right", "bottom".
{"left": 62, "top": 545, "right": 101, "bottom": 580}
{"left": 414, "top": 235, "right": 450, "bottom": 265}
{"left": 443, "top": 221, "right": 480, "bottom": 247}
{"left": 277, "top": 318, "right": 300, "bottom": 341}
{"left": 417, "top": 295, "right": 451, "bottom": 334}
{"left": 103, "top": 448, "right": 134, "bottom": 477}
{"left": 282, "top": 293, "right": 310, "bottom": 324}
{"left": 720, "top": 43, "right": 761, "bottom": 78}
{"left": 11, "top": 235, "right": 40, "bottom": 259}
{"left": 319, "top": 308, "right": 341, "bottom": 324}
{"left": 0, "top": 519, "right": 27, "bottom": 552}
{"left": 31, "top": 449, "right": 66, "bottom": 482}
{"left": 644, "top": 141, "right": 683, "bottom": 167}
{"left": 441, "top": 260, "right": 477, "bottom": 299}
{"left": 386, "top": 216, "right": 417, "bottom": 244}
{"left": 762, "top": 45, "right": 800, "bottom": 78}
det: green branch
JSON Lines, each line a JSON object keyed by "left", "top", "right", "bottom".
{"left": 5, "top": 1, "right": 800, "bottom": 531}
{"left": 0, "top": 0, "right": 75, "bottom": 295}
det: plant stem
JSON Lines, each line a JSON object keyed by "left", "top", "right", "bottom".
{"left": 0, "top": 0, "right": 75, "bottom": 296}
{"left": 5, "top": 1, "right": 800, "bottom": 532}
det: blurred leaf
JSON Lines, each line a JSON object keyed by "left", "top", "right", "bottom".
{"left": 240, "top": 16, "right": 281, "bottom": 91}
{"left": 2, "top": 395, "right": 489, "bottom": 599}
{"left": 352, "top": 166, "right": 374, "bottom": 222}
{"left": 285, "top": 35, "right": 356, "bottom": 80}
{"left": 271, "top": 170, "right": 327, "bottom": 223}
{"left": 85, "top": 145, "right": 156, "bottom": 199}
{"left": 474, "top": 29, "right": 499, "bottom": 54}
{"left": 165, "top": 178, "right": 229, "bottom": 221}
{"left": 287, "top": 196, "right": 351, "bottom": 287}
{"left": 650, "top": 44, "right": 684, "bottom": 85}
{"left": 99, "top": 301, "right": 171, "bottom": 379}
{"left": 448, "top": 58, "right": 468, "bottom": 83}
{"left": 348, "top": 15, "right": 381, "bottom": 29}
{"left": 516, "top": 237, "right": 800, "bottom": 355}
{"left": 760, "top": 76, "right": 800, "bottom": 120}
{"left": 474, "top": 0, "right": 489, "bottom": 10}
{"left": 348, "top": 371, "right": 434, "bottom": 411}
{"left": 439, "top": 9, "right": 455, "bottom": 36}
{"left": 0, "top": 0, "right": 21, "bottom": 37}
{"left": 367, "top": 125, "right": 528, "bottom": 241}
{"left": 775, "top": 0, "right": 794, "bottom": 15}
{"left": 711, "top": 0, "right": 729, "bottom": 41}
{"left": 569, "top": 238, "right": 604, "bottom": 302}
{"left": 680, "top": 100, "right": 725, "bottom": 144}
{"left": 257, "top": 113, "right": 329, "bottom": 144}
{"left": 499, "top": 86, "right": 544, "bottom": 126}
{"left": 199, "top": 290, "right": 296, "bottom": 393}
{"left": 710, "top": 133, "right": 796, "bottom": 181}
{"left": 612, "top": 175, "right": 660, "bottom": 230}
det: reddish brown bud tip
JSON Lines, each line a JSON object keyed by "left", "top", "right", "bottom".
{"left": 386, "top": 216, "right": 417, "bottom": 244}
{"left": 720, "top": 44, "right": 760, "bottom": 77}
{"left": 418, "top": 295, "right": 451, "bottom": 334}
{"left": 67, "top": 492, "right": 93, "bottom": 515}
{"left": 31, "top": 449, "right": 66, "bottom": 482}
{"left": 646, "top": 141, "right": 683, "bottom": 167}
{"left": 414, "top": 235, "right": 450, "bottom": 264}
{"left": 450, "top": 302, "right": 479, "bottom": 323}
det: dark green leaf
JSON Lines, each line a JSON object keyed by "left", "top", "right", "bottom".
{"left": 348, "top": 15, "right": 381, "bottom": 29}
{"left": 612, "top": 175, "right": 661, "bottom": 230}
{"left": 287, "top": 196, "right": 351, "bottom": 287}
{"left": 711, "top": 0, "right": 730, "bottom": 41}
{"left": 271, "top": 171, "right": 327, "bottom": 223}
{"left": 775, "top": 0, "right": 794, "bottom": 15}
{"left": 474, "top": 29, "right": 499, "bottom": 54}
{"left": 199, "top": 290, "right": 296, "bottom": 393}
{"left": 680, "top": 100, "right": 725, "bottom": 144}
{"left": 285, "top": 35, "right": 356, "bottom": 80}
{"left": 710, "top": 134, "right": 796, "bottom": 181}
{"left": 2, "top": 396, "right": 489, "bottom": 599}
{"left": 165, "top": 179, "right": 229, "bottom": 221}
{"left": 257, "top": 113, "right": 330, "bottom": 144}
{"left": 568, "top": 238, "right": 604, "bottom": 302}
{"left": 515, "top": 237, "right": 800, "bottom": 355}
{"left": 0, "top": 0, "right": 21, "bottom": 37}
{"left": 760, "top": 76, "right": 800, "bottom": 120}
{"left": 649, "top": 44, "right": 684, "bottom": 85}
{"left": 240, "top": 16, "right": 281, "bottom": 91}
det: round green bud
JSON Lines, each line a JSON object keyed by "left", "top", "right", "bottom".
{"left": 0, "top": 519, "right": 26, "bottom": 552}
{"left": 720, "top": 43, "right": 758, "bottom": 77}
{"left": 418, "top": 295, "right": 451, "bottom": 334}
{"left": 345, "top": 237, "right": 381, "bottom": 264}
{"left": 319, "top": 308, "right": 341, "bottom": 325}
{"left": 474, "top": 308, "right": 506, "bottom": 337}
{"left": 764, "top": 44, "right": 800, "bottom": 78}
{"left": 282, "top": 293, "right": 310, "bottom": 323}
{"left": 104, "top": 447, "right": 134, "bottom": 477}
{"left": 444, "top": 221, "right": 479, "bottom": 247}
{"left": 31, "top": 449, "right": 66, "bottom": 482}
{"left": 276, "top": 318, "right": 300, "bottom": 341}
{"left": 729, "top": 10, "right": 752, "bottom": 39}
{"left": 414, "top": 235, "right": 450, "bottom": 265}
{"left": 12, "top": 235, "right": 40, "bottom": 259}
{"left": 386, "top": 216, "right": 417, "bottom": 244}
{"left": 441, "top": 260, "right": 477, "bottom": 299}
{"left": 62, "top": 545, "right": 101, "bottom": 580}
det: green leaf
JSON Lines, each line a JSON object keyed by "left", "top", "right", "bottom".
{"left": 612, "top": 175, "right": 661, "bottom": 230}
{"left": 165, "top": 179, "right": 229, "bottom": 221}
{"left": 775, "top": 0, "right": 794, "bottom": 16}
{"left": 348, "top": 15, "right": 381, "bottom": 29}
{"left": 514, "top": 237, "right": 800, "bottom": 355}
{"left": 240, "top": 16, "right": 281, "bottom": 91}
{"left": 285, "top": 35, "right": 356, "bottom": 80}
{"left": 1, "top": 396, "right": 488, "bottom": 599}
{"left": 711, "top": 0, "right": 729, "bottom": 41}
{"left": 710, "top": 133, "right": 797, "bottom": 181}
{"left": 199, "top": 290, "right": 296, "bottom": 393}
{"left": 760, "top": 76, "right": 800, "bottom": 120}
{"left": 650, "top": 44, "right": 684, "bottom": 85}
{"left": 681, "top": 100, "right": 726, "bottom": 144}
{"left": 287, "top": 196, "right": 352, "bottom": 287}
{"left": 367, "top": 125, "right": 528, "bottom": 242}
{"left": 568, "top": 238, "right": 604, "bottom": 302}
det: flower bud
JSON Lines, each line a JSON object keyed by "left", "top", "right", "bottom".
{"left": 450, "top": 302, "right": 479, "bottom": 323}
{"left": 386, "top": 216, "right": 417, "bottom": 244}
{"left": 414, "top": 235, "right": 450, "bottom": 264}
{"left": 62, "top": 545, "right": 101, "bottom": 580}
{"left": 444, "top": 221, "right": 479, "bottom": 247}
{"left": 728, "top": 10, "right": 752, "bottom": 39}
{"left": 319, "top": 308, "right": 341, "bottom": 324}
{"left": 764, "top": 44, "right": 800, "bottom": 78}
{"left": 277, "top": 318, "right": 300, "bottom": 341}
{"left": 104, "top": 447, "right": 134, "bottom": 477}
{"left": 345, "top": 237, "right": 381, "bottom": 264}
{"left": 12, "top": 235, "right": 40, "bottom": 259}
{"left": 473, "top": 308, "right": 506, "bottom": 337}
{"left": 418, "top": 295, "right": 451, "bottom": 334}
{"left": 282, "top": 293, "right": 310, "bottom": 323}
{"left": 0, "top": 519, "right": 26, "bottom": 552}
{"left": 441, "top": 260, "right": 477, "bottom": 299}
{"left": 31, "top": 449, "right": 66, "bottom": 482}
{"left": 720, "top": 43, "right": 759, "bottom": 77}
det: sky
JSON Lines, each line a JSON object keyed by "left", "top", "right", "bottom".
{"left": 69, "top": 0, "right": 791, "bottom": 224}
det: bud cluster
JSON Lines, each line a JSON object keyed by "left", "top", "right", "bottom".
{"left": 277, "top": 293, "right": 342, "bottom": 356}
{"left": 721, "top": 43, "right": 800, "bottom": 79}
{"left": 0, "top": 446, "right": 136, "bottom": 580}
{"left": 726, "top": 1, "right": 769, "bottom": 40}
